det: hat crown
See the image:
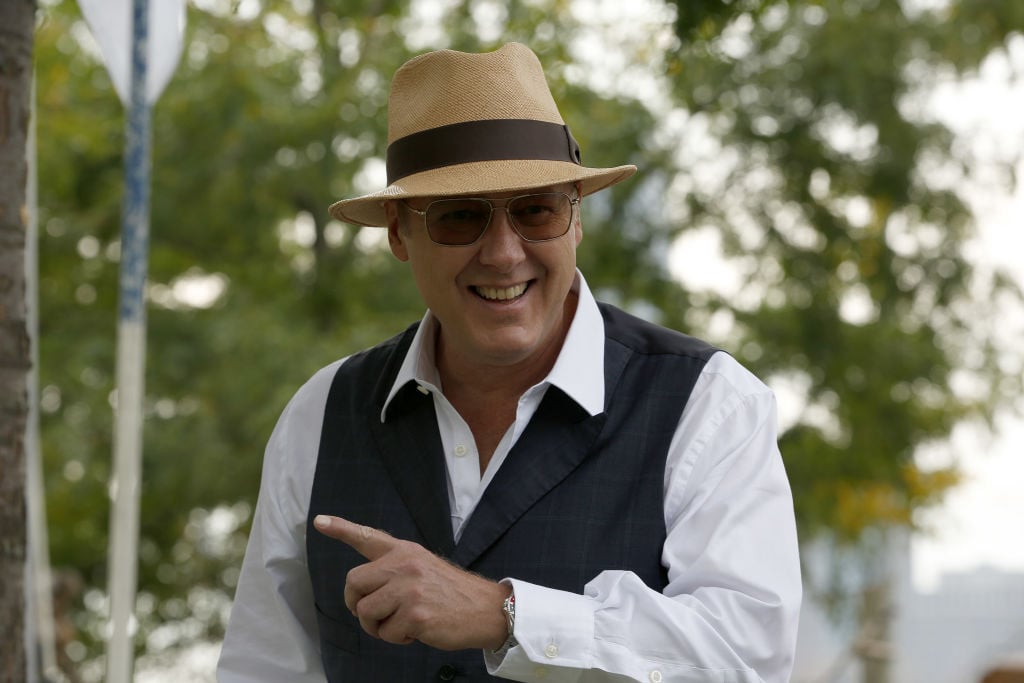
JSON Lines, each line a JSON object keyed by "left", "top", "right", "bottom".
{"left": 387, "top": 43, "right": 564, "bottom": 144}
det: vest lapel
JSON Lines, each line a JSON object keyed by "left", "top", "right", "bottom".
{"left": 369, "top": 384, "right": 456, "bottom": 557}
{"left": 450, "top": 334, "right": 631, "bottom": 568}
{"left": 450, "top": 388, "right": 607, "bottom": 567}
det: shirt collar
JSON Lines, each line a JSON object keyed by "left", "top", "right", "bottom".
{"left": 381, "top": 269, "right": 605, "bottom": 422}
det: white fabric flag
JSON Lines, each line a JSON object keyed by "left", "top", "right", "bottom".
{"left": 78, "top": 0, "right": 186, "bottom": 105}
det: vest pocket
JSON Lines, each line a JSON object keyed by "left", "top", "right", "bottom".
{"left": 315, "top": 602, "right": 361, "bottom": 654}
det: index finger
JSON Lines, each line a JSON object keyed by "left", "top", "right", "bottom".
{"left": 313, "top": 515, "right": 396, "bottom": 561}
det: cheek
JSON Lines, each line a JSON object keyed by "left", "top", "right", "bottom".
{"left": 556, "top": 239, "right": 579, "bottom": 270}
{"left": 409, "top": 252, "right": 463, "bottom": 297}
{"left": 410, "top": 259, "right": 436, "bottom": 293}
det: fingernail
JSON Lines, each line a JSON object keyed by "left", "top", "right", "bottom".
{"left": 314, "top": 515, "right": 330, "bottom": 529}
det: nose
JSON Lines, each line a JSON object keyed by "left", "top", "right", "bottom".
{"left": 476, "top": 207, "right": 526, "bottom": 270}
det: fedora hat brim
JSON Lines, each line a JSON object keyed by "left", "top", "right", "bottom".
{"left": 329, "top": 159, "right": 637, "bottom": 228}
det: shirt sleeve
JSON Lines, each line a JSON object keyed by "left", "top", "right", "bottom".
{"left": 484, "top": 353, "right": 802, "bottom": 683}
{"left": 217, "top": 362, "right": 344, "bottom": 683}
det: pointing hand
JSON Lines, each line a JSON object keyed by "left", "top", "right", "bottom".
{"left": 313, "top": 515, "right": 510, "bottom": 651}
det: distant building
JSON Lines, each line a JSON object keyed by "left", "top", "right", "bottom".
{"left": 792, "top": 534, "right": 1024, "bottom": 683}
{"left": 893, "top": 566, "right": 1024, "bottom": 683}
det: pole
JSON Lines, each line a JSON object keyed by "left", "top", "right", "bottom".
{"left": 106, "top": 0, "right": 149, "bottom": 680}
{"left": 26, "top": 70, "right": 61, "bottom": 683}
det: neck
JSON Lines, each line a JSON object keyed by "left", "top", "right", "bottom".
{"left": 435, "top": 290, "right": 578, "bottom": 473}
{"left": 437, "top": 290, "right": 579, "bottom": 403}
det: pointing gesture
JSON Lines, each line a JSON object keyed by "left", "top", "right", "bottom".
{"left": 313, "top": 515, "right": 510, "bottom": 651}
{"left": 314, "top": 515, "right": 398, "bottom": 562}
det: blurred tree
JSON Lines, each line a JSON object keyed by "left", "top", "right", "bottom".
{"left": 0, "top": 1, "right": 36, "bottom": 680}
{"left": 663, "top": 0, "right": 1024, "bottom": 680}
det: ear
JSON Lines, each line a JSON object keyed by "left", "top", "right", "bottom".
{"left": 385, "top": 201, "right": 410, "bottom": 262}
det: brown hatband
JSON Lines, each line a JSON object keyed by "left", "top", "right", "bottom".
{"left": 385, "top": 119, "right": 582, "bottom": 184}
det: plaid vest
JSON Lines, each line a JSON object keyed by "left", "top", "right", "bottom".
{"left": 307, "top": 303, "right": 717, "bottom": 682}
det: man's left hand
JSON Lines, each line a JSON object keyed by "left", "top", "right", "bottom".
{"left": 313, "top": 514, "right": 510, "bottom": 651}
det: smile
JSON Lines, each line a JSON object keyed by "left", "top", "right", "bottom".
{"left": 473, "top": 282, "right": 529, "bottom": 301}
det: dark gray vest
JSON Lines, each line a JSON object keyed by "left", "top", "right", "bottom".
{"left": 306, "top": 303, "right": 717, "bottom": 681}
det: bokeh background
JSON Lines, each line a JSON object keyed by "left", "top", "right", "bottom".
{"left": 22, "top": 0, "right": 1024, "bottom": 681}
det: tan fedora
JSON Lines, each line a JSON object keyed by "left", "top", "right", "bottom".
{"left": 328, "top": 42, "right": 637, "bottom": 227}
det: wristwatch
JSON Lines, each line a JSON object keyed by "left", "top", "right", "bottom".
{"left": 502, "top": 590, "right": 516, "bottom": 637}
{"left": 493, "top": 589, "right": 517, "bottom": 655}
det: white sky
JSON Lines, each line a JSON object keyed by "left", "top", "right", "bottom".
{"left": 909, "top": 42, "right": 1024, "bottom": 590}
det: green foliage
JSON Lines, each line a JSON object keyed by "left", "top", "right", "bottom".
{"left": 670, "top": 0, "right": 781, "bottom": 42}
{"left": 663, "top": 0, "right": 1023, "bottom": 542}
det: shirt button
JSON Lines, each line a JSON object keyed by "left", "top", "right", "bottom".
{"left": 417, "top": 384, "right": 430, "bottom": 395}
{"left": 544, "top": 643, "right": 559, "bottom": 658}
{"left": 453, "top": 444, "right": 468, "bottom": 457}
{"left": 649, "top": 670, "right": 663, "bottom": 683}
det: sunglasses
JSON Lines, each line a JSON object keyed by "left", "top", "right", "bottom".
{"left": 402, "top": 192, "right": 579, "bottom": 246}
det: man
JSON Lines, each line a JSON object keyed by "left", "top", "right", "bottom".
{"left": 218, "top": 43, "right": 801, "bottom": 682}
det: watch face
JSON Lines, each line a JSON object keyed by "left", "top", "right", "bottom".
{"left": 503, "top": 593, "right": 515, "bottom": 634}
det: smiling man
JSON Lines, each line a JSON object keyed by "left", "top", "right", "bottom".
{"left": 218, "top": 43, "right": 801, "bottom": 683}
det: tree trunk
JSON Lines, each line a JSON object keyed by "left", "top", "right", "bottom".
{"left": 855, "top": 578, "right": 894, "bottom": 683}
{"left": 0, "top": 1, "right": 37, "bottom": 681}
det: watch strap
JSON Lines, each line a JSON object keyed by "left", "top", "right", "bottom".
{"left": 492, "top": 589, "right": 517, "bottom": 655}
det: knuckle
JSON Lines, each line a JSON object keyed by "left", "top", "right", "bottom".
{"left": 407, "top": 583, "right": 429, "bottom": 602}
{"left": 405, "top": 604, "right": 431, "bottom": 630}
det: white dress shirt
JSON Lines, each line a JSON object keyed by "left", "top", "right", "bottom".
{"left": 217, "top": 272, "right": 801, "bottom": 683}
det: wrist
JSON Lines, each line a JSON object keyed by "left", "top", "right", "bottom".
{"left": 491, "top": 585, "right": 517, "bottom": 654}
{"left": 502, "top": 589, "right": 515, "bottom": 636}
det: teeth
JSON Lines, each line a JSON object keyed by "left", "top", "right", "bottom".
{"left": 475, "top": 283, "right": 528, "bottom": 301}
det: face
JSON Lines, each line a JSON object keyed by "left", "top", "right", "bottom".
{"left": 386, "top": 184, "right": 583, "bottom": 373}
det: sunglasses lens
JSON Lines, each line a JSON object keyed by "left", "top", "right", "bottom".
{"left": 425, "top": 199, "right": 491, "bottom": 245}
{"left": 508, "top": 193, "right": 573, "bottom": 241}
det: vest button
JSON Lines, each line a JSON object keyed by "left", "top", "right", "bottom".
{"left": 437, "top": 663, "right": 458, "bottom": 681}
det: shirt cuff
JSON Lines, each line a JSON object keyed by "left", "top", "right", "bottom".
{"left": 484, "top": 578, "right": 595, "bottom": 682}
